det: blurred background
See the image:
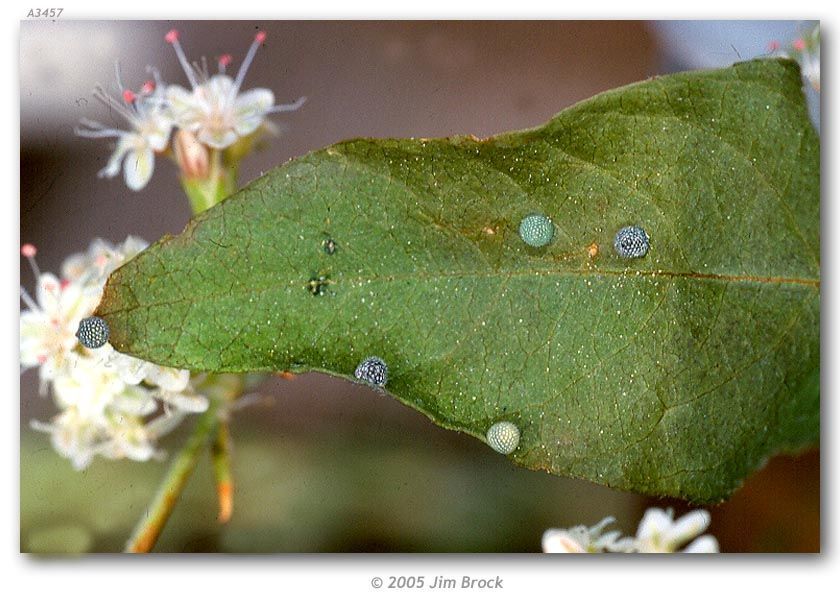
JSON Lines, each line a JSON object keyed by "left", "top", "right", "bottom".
{"left": 19, "top": 20, "right": 819, "bottom": 553}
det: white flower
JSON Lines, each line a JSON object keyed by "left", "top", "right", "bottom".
{"left": 145, "top": 363, "right": 210, "bottom": 413}
{"left": 542, "top": 517, "right": 630, "bottom": 553}
{"left": 51, "top": 353, "right": 157, "bottom": 420}
{"left": 96, "top": 416, "right": 158, "bottom": 463}
{"left": 21, "top": 237, "right": 210, "bottom": 470}
{"left": 19, "top": 237, "right": 150, "bottom": 392}
{"left": 633, "top": 507, "right": 719, "bottom": 553}
{"left": 164, "top": 29, "right": 305, "bottom": 149}
{"left": 20, "top": 269, "right": 100, "bottom": 389}
{"left": 60, "top": 236, "right": 147, "bottom": 287}
{"left": 542, "top": 508, "right": 719, "bottom": 554}
{"left": 31, "top": 407, "right": 167, "bottom": 470}
{"left": 76, "top": 67, "right": 173, "bottom": 190}
{"left": 31, "top": 408, "right": 103, "bottom": 470}
{"left": 106, "top": 353, "right": 208, "bottom": 413}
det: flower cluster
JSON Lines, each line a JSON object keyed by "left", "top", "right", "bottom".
{"left": 20, "top": 239, "right": 209, "bottom": 470}
{"left": 76, "top": 29, "right": 305, "bottom": 191}
{"left": 542, "top": 507, "right": 720, "bottom": 553}
{"left": 769, "top": 24, "right": 820, "bottom": 92}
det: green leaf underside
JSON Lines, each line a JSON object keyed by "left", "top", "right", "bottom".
{"left": 99, "top": 59, "right": 819, "bottom": 503}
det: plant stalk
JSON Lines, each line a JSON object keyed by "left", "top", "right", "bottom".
{"left": 211, "top": 419, "right": 234, "bottom": 523}
{"left": 124, "top": 399, "right": 221, "bottom": 553}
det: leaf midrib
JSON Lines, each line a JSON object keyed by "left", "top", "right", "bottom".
{"left": 102, "top": 263, "right": 819, "bottom": 317}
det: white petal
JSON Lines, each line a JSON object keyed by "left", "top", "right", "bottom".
{"left": 233, "top": 87, "right": 274, "bottom": 136}
{"left": 588, "top": 516, "right": 616, "bottom": 536}
{"left": 60, "top": 282, "right": 99, "bottom": 331}
{"left": 123, "top": 146, "right": 155, "bottom": 191}
{"left": 99, "top": 136, "right": 133, "bottom": 179}
{"left": 110, "top": 387, "right": 157, "bottom": 416}
{"left": 604, "top": 535, "right": 638, "bottom": 553}
{"left": 60, "top": 252, "right": 89, "bottom": 282}
{"left": 146, "top": 366, "right": 190, "bottom": 392}
{"left": 145, "top": 123, "right": 173, "bottom": 152}
{"left": 542, "top": 529, "right": 586, "bottom": 553}
{"left": 166, "top": 85, "right": 206, "bottom": 129}
{"left": 145, "top": 411, "right": 186, "bottom": 438}
{"left": 117, "top": 236, "right": 149, "bottom": 259}
{"left": 44, "top": 410, "right": 98, "bottom": 470}
{"left": 120, "top": 441, "right": 156, "bottom": 462}
{"left": 107, "top": 351, "right": 149, "bottom": 385}
{"left": 35, "top": 273, "right": 62, "bottom": 314}
{"left": 197, "top": 126, "right": 238, "bottom": 150}
{"left": 161, "top": 390, "right": 209, "bottom": 413}
{"left": 69, "top": 449, "right": 95, "bottom": 471}
{"left": 19, "top": 311, "right": 48, "bottom": 367}
{"left": 635, "top": 507, "right": 673, "bottom": 541}
{"left": 205, "top": 75, "right": 235, "bottom": 103}
{"left": 86, "top": 238, "right": 118, "bottom": 262}
{"left": 683, "top": 535, "right": 720, "bottom": 553}
{"left": 662, "top": 510, "right": 711, "bottom": 550}
{"left": 52, "top": 355, "right": 126, "bottom": 417}
{"left": 105, "top": 419, "right": 156, "bottom": 462}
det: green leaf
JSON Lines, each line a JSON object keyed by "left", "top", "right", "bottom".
{"left": 98, "top": 59, "right": 819, "bottom": 503}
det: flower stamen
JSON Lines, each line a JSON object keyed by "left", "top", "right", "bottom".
{"left": 21, "top": 243, "right": 42, "bottom": 280}
{"left": 218, "top": 54, "right": 232, "bottom": 74}
{"left": 231, "top": 31, "right": 266, "bottom": 99}
{"left": 166, "top": 28, "right": 200, "bottom": 88}
{"left": 268, "top": 96, "right": 308, "bottom": 114}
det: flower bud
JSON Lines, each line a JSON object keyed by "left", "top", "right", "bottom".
{"left": 173, "top": 129, "right": 210, "bottom": 180}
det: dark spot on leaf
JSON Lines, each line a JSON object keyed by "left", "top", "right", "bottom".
{"left": 307, "top": 274, "right": 331, "bottom": 296}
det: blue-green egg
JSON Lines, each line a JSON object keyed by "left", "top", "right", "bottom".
{"left": 518, "top": 213, "right": 555, "bottom": 247}
{"left": 486, "top": 421, "right": 520, "bottom": 455}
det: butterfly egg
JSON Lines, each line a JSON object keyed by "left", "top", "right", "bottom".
{"left": 486, "top": 421, "right": 520, "bottom": 455}
{"left": 518, "top": 213, "right": 555, "bottom": 248}
{"left": 76, "top": 316, "right": 110, "bottom": 349}
{"left": 354, "top": 356, "right": 388, "bottom": 387}
{"left": 613, "top": 225, "right": 650, "bottom": 258}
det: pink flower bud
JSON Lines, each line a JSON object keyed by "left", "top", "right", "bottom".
{"left": 173, "top": 129, "right": 210, "bottom": 180}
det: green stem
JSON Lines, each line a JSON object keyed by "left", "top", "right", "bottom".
{"left": 180, "top": 149, "right": 238, "bottom": 214}
{"left": 124, "top": 400, "right": 220, "bottom": 553}
{"left": 124, "top": 374, "right": 246, "bottom": 553}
